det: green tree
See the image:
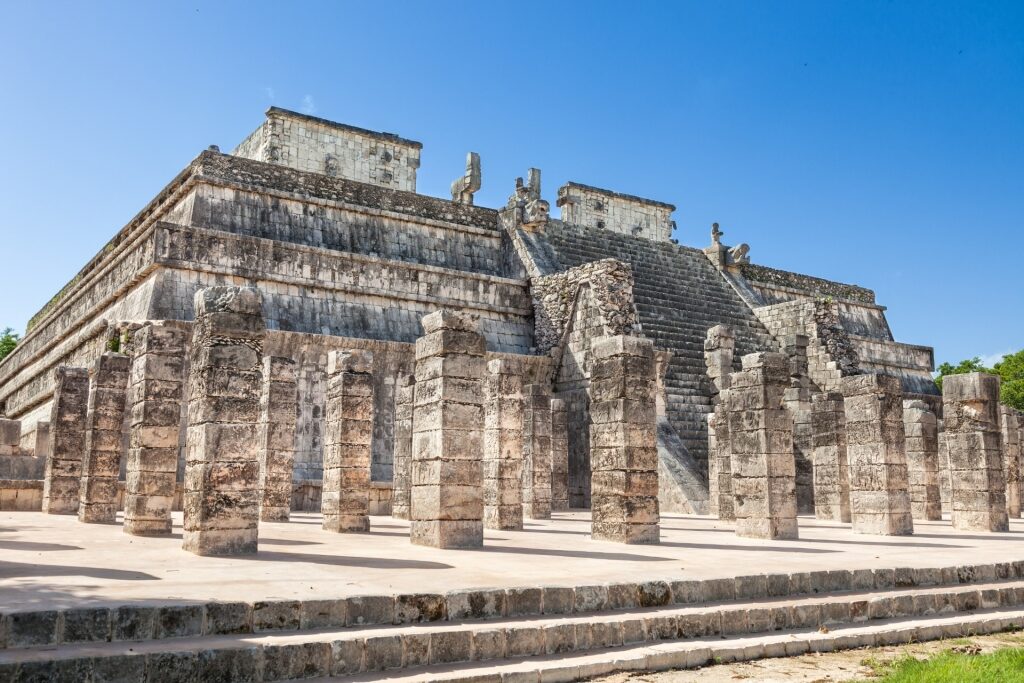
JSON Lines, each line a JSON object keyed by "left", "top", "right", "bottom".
{"left": 993, "top": 350, "right": 1024, "bottom": 411}
{"left": 0, "top": 328, "right": 18, "bottom": 363}
{"left": 933, "top": 356, "right": 992, "bottom": 394}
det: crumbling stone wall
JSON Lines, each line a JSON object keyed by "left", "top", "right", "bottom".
{"left": 556, "top": 182, "right": 675, "bottom": 242}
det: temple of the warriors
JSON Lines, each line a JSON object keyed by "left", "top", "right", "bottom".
{"left": 1, "top": 108, "right": 1023, "bottom": 681}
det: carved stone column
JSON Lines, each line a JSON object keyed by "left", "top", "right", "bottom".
{"left": 258, "top": 356, "right": 297, "bottom": 522}
{"left": 903, "top": 400, "right": 942, "bottom": 521}
{"left": 522, "top": 383, "right": 553, "bottom": 520}
{"left": 1000, "top": 406, "right": 1021, "bottom": 518}
{"left": 783, "top": 335, "right": 814, "bottom": 515}
{"left": 391, "top": 373, "right": 415, "bottom": 520}
{"left": 811, "top": 391, "right": 850, "bottom": 522}
{"left": 483, "top": 358, "right": 523, "bottom": 530}
{"left": 550, "top": 398, "right": 570, "bottom": 512}
{"left": 704, "top": 325, "right": 735, "bottom": 520}
{"left": 322, "top": 350, "right": 374, "bottom": 533}
{"left": 79, "top": 352, "right": 130, "bottom": 523}
{"left": 42, "top": 366, "right": 90, "bottom": 514}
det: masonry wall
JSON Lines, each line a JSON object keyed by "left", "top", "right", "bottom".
{"left": 556, "top": 183, "right": 674, "bottom": 242}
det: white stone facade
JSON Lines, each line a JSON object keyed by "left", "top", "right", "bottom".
{"left": 556, "top": 182, "right": 674, "bottom": 242}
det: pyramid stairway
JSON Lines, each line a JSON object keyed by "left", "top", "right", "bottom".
{"left": 542, "top": 223, "right": 777, "bottom": 470}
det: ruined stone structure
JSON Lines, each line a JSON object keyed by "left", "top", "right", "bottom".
{"left": 322, "top": 349, "right": 374, "bottom": 533}
{"left": 811, "top": 391, "right": 850, "bottom": 522}
{"left": 258, "top": 356, "right": 298, "bottom": 522}
{"left": 550, "top": 397, "right": 569, "bottom": 511}
{"left": 78, "top": 352, "right": 129, "bottom": 523}
{"left": 903, "top": 400, "right": 942, "bottom": 522}
{"left": 704, "top": 325, "right": 735, "bottom": 520}
{"left": 41, "top": 366, "right": 89, "bottom": 514}
{"left": 1000, "top": 405, "right": 1022, "bottom": 518}
{"left": 483, "top": 358, "right": 524, "bottom": 530}
{"left": 390, "top": 373, "right": 414, "bottom": 520}
{"left": 522, "top": 383, "right": 553, "bottom": 520}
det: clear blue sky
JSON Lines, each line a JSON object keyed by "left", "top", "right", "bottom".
{"left": 0, "top": 1, "right": 1020, "bottom": 368}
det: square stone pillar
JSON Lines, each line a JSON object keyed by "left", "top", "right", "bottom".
{"left": 78, "top": 352, "right": 130, "bottom": 523}
{"left": 726, "top": 352, "right": 798, "bottom": 540}
{"left": 391, "top": 373, "right": 415, "bottom": 520}
{"left": 0, "top": 419, "right": 20, "bottom": 456}
{"left": 783, "top": 335, "right": 815, "bottom": 515}
{"left": 410, "top": 310, "right": 485, "bottom": 548}
{"left": 522, "top": 383, "right": 552, "bottom": 520}
{"left": 943, "top": 373, "right": 1008, "bottom": 532}
{"left": 1000, "top": 406, "right": 1021, "bottom": 518}
{"left": 483, "top": 359, "right": 523, "bottom": 530}
{"left": 811, "top": 391, "right": 850, "bottom": 522}
{"left": 704, "top": 325, "right": 734, "bottom": 521}
{"left": 258, "top": 356, "right": 297, "bottom": 522}
{"left": 938, "top": 421, "right": 951, "bottom": 515}
{"left": 589, "top": 335, "right": 660, "bottom": 544}
{"left": 550, "top": 398, "right": 570, "bottom": 512}
{"left": 124, "top": 324, "right": 187, "bottom": 536}
{"left": 322, "top": 350, "right": 374, "bottom": 533}
{"left": 33, "top": 421, "right": 51, "bottom": 460}
{"left": 183, "top": 287, "right": 266, "bottom": 556}
{"left": 42, "top": 366, "right": 90, "bottom": 514}
{"left": 903, "top": 400, "right": 942, "bottom": 521}
{"left": 841, "top": 373, "right": 913, "bottom": 536}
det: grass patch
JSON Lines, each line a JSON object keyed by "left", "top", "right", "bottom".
{"left": 862, "top": 647, "right": 1024, "bottom": 682}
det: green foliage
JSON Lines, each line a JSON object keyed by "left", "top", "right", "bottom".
{"left": 0, "top": 328, "right": 18, "bottom": 362}
{"left": 860, "top": 646, "right": 1024, "bottom": 682}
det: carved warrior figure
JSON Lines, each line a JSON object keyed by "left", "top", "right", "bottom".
{"left": 450, "top": 152, "right": 481, "bottom": 205}
{"left": 507, "top": 168, "right": 549, "bottom": 230}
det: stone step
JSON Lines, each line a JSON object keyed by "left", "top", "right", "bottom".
{"left": 4, "top": 578, "right": 1022, "bottom": 681}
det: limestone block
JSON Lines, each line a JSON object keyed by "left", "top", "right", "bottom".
{"left": 259, "top": 356, "right": 297, "bottom": 522}
{"left": 391, "top": 373, "right": 415, "bottom": 520}
{"left": 725, "top": 352, "right": 798, "bottom": 540}
{"left": 183, "top": 287, "right": 266, "bottom": 556}
{"left": 0, "top": 419, "right": 20, "bottom": 456}
{"left": 812, "top": 392, "right": 850, "bottom": 522}
{"left": 484, "top": 359, "right": 523, "bottom": 530}
{"left": 522, "top": 383, "right": 552, "bottom": 520}
{"left": 903, "top": 400, "right": 942, "bottom": 522}
{"left": 841, "top": 373, "right": 913, "bottom": 536}
{"left": 943, "top": 373, "right": 1007, "bottom": 532}
{"left": 79, "top": 352, "right": 130, "bottom": 524}
{"left": 124, "top": 324, "right": 188, "bottom": 536}
{"left": 588, "top": 335, "right": 659, "bottom": 544}
{"left": 1000, "top": 406, "right": 1021, "bottom": 518}
{"left": 410, "top": 310, "right": 485, "bottom": 548}
{"left": 42, "top": 366, "right": 90, "bottom": 515}
{"left": 322, "top": 350, "right": 374, "bottom": 533}
{"left": 708, "top": 399, "right": 734, "bottom": 521}
{"left": 551, "top": 398, "right": 569, "bottom": 512}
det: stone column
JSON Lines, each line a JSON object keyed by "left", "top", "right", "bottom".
{"left": 841, "top": 373, "right": 913, "bottom": 536}
{"left": 124, "top": 324, "right": 187, "bottom": 536}
{"left": 726, "top": 352, "right": 798, "bottom": 540}
{"left": 811, "top": 391, "right": 850, "bottom": 522}
{"left": 937, "top": 421, "right": 951, "bottom": 515}
{"left": 589, "top": 335, "right": 660, "bottom": 544}
{"left": 943, "top": 373, "right": 1008, "bottom": 532}
{"left": 183, "top": 287, "right": 265, "bottom": 556}
{"left": 0, "top": 419, "right": 19, "bottom": 456}
{"left": 551, "top": 398, "right": 570, "bottom": 512}
{"left": 258, "top": 356, "right": 297, "bottom": 522}
{"left": 483, "top": 358, "right": 524, "bottom": 530}
{"left": 410, "top": 310, "right": 485, "bottom": 548}
{"left": 704, "top": 325, "right": 734, "bottom": 520}
{"left": 33, "top": 421, "right": 51, "bottom": 460}
{"left": 42, "top": 366, "right": 90, "bottom": 514}
{"left": 903, "top": 400, "right": 942, "bottom": 521}
{"left": 522, "top": 384, "right": 553, "bottom": 520}
{"left": 78, "top": 352, "right": 130, "bottom": 523}
{"left": 322, "top": 350, "right": 374, "bottom": 533}
{"left": 1000, "top": 406, "right": 1021, "bottom": 518}
{"left": 783, "top": 335, "right": 815, "bottom": 515}
{"left": 391, "top": 373, "right": 415, "bottom": 520}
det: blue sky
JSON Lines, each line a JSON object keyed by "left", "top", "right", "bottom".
{"left": 0, "top": 1, "right": 1020, "bottom": 367}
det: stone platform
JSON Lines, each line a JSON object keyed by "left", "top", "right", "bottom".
{"left": 2, "top": 510, "right": 1022, "bottom": 613}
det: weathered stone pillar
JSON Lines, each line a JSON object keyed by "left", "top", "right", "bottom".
{"left": 391, "top": 373, "right": 415, "bottom": 520}
{"left": 589, "top": 335, "right": 660, "bottom": 544}
{"left": 726, "top": 352, "right": 798, "bottom": 540}
{"left": 937, "top": 421, "right": 951, "bottom": 515}
{"left": 903, "top": 400, "right": 942, "bottom": 521}
{"left": 811, "top": 391, "right": 850, "bottom": 522}
{"left": 841, "top": 373, "right": 913, "bottom": 536}
{"left": 42, "top": 366, "right": 90, "bottom": 514}
{"left": 1000, "top": 406, "right": 1021, "bottom": 518}
{"left": 783, "top": 335, "right": 815, "bottom": 515}
{"left": 0, "top": 419, "right": 19, "bottom": 456}
{"left": 410, "top": 310, "right": 485, "bottom": 548}
{"left": 704, "top": 325, "right": 734, "bottom": 520}
{"left": 522, "top": 383, "right": 552, "bottom": 520}
{"left": 183, "top": 287, "right": 265, "bottom": 556}
{"left": 483, "top": 358, "right": 523, "bottom": 530}
{"left": 943, "top": 373, "right": 1008, "bottom": 532}
{"left": 78, "top": 352, "right": 130, "bottom": 523}
{"left": 33, "top": 421, "right": 51, "bottom": 460}
{"left": 258, "top": 356, "right": 297, "bottom": 522}
{"left": 124, "top": 324, "right": 187, "bottom": 536}
{"left": 322, "top": 350, "right": 374, "bottom": 533}
{"left": 551, "top": 398, "right": 569, "bottom": 512}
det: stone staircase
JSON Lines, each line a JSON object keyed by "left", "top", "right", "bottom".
{"left": 542, "top": 223, "right": 776, "bottom": 470}
{"left": 4, "top": 560, "right": 1024, "bottom": 681}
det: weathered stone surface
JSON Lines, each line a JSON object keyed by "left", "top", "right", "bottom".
{"left": 841, "top": 373, "right": 913, "bottom": 536}
{"left": 943, "top": 373, "right": 1008, "bottom": 532}
{"left": 410, "top": 310, "right": 485, "bottom": 548}
{"left": 42, "top": 366, "right": 90, "bottom": 515}
{"left": 812, "top": 392, "right": 850, "bottom": 522}
{"left": 903, "top": 400, "right": 942, "bottom": 522}
{"left": 259, "top": 356, "right": 297, "bottom": 522}
{"left": 124, "top": 324, "right": 187, "bottom": 536}
{"left": 589, "top": 334, "right": 659, "bottom": 544}
{"left": 522, "top": 383, "right": 552, "bottom": 520}
{"left": 1000, "top": 406, "right": 1021, "bottom": 518}
{"left": 183, "top": 287, "right": 266, "bottom": 555}
{"left": 323, "top": 349, "right": 374, "bottom": 533}
{"left": 483, "top": 359, "right": 523, "bottom": 530}
{"left": 0, "top": 418, "right": 19, "bottom": 456}
{"left": 783, "top": 335, "right": 815, "bottom": 515}
{"left": 391, "top": 373, "right": 415, "bottom": 520}
{"left": 78, "top": 352, "right": 130, "bottom": 524}
{"left": 550, "top": 397, "right": 569, "bottom": 511}
{"left": 726, "top": 352, "right": 798, "bottom": 540}
{"left": 704, "top": 325, "right": 734, "bottom": 521}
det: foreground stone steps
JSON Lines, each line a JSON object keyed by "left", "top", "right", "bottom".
{"left": 4, "top": 576, "right": 1024, "bottom": 681}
